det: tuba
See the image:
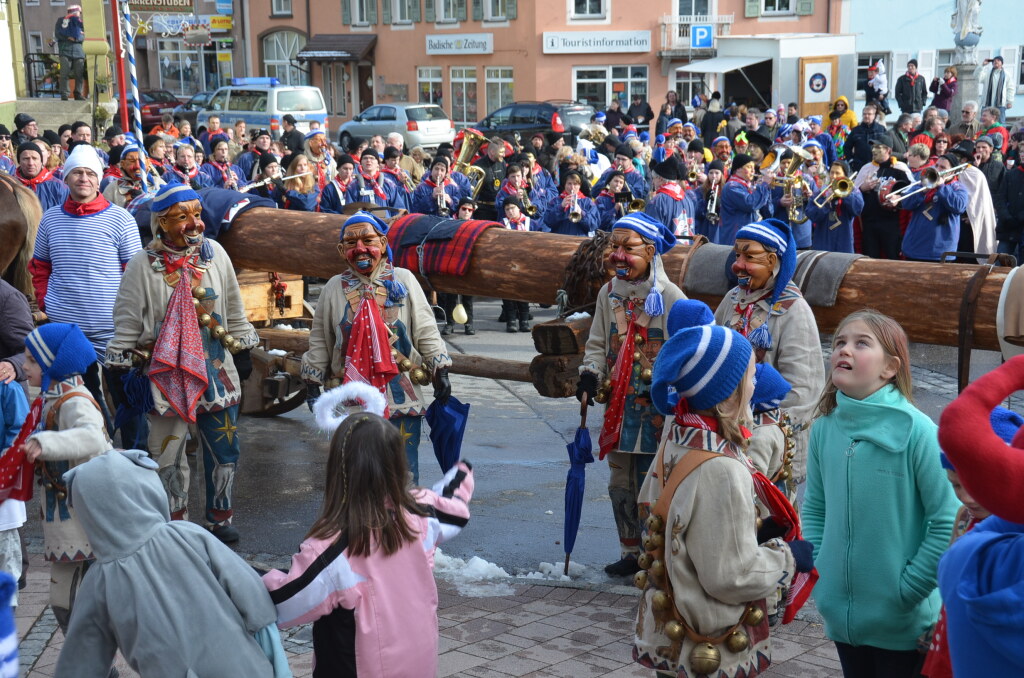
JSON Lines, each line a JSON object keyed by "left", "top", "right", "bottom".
{"left": 454, "top": 129, "right": 488, "bottom": 198}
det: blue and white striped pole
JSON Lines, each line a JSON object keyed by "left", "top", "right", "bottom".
{"left": 120, "top": 2, "right": 149, "bottom": 189}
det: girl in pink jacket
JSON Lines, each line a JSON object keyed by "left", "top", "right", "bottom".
{"left": 263, "top": 413, "right": 474, "bottom": 677}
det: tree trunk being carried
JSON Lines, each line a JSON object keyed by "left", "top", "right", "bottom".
{"left": 220, "top": 209, "right": 1011, "bottom": 352}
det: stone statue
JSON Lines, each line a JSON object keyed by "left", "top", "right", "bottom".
{"left": 952, "top": 0, "right": 982, "bottom": 62}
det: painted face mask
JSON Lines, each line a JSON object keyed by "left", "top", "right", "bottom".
{"left": 157, "top": 199, "right": 205, "bottom": 249}
{"left": 120, "top": 151, "right": 143, "bottom": 181}
{"left": 731, "top": 239, "right": 777, "bottom": 291}
{"left": 339, "top": 223, "right": 386, "bottom": 273}
{"left": 608, "top": 228, "right": 655, "bottom": 281}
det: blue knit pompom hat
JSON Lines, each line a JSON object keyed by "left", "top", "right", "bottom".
{"left": 666, "top": 299, "right": 715, "bottom": 336}
{"left": 752, "top": 363, "right": 792, "bottom": 414}
{"left": 152, "top": 182, "right": 200, "bottom": 212}
{"left": 941, "top": 406, "right": 1024, "bottom": 470}
{"left": 341, "top": 211, "right": 405, "bottom": 304}
{"left": 734, "top": 218, "right": 797, "bottom": 351}
{"left": 25, "top": 323, "right": 97, "bottom": 391}
{"left": 650, "top": 325, "right": 752, "bottom": 415}
{"left": 612, "top": 212, "right": 677, "bottom": 317}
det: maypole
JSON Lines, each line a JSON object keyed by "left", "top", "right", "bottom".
{"left": 121, "top": 1, "right": 144, "bottom": 145}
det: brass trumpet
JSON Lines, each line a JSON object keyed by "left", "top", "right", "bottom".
{"left": 615, "top": 189, "right": 645, "bottom": 214}
{"left": 706, "top": 176, "right": 721, "bottom": 224}
{"left": 436, "top": 190, "right": 451, "bottom": 216}
{"left": 812, "top": 177, "right": 854, "bottom": 208}
{"left": 568, "top": 193, "right": 583, "bottom": 223}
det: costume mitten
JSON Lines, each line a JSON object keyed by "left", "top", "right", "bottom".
{"left": 433, "top": 369, "right": 451, "bottom": 404}
{"left": 305, "top": 382, "right": 321, "bottom": 412}
{"left": 233, "top": 349, "right": 253, "bottom": 381}
{"left": 576, "top": 372, "right": 598, "bottom": 405}
{"left": 788, "top": 539, "right": 815, "bottom": 573}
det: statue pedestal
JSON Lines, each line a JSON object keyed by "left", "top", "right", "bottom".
{"left": 951, "top": 61, "right": 979, "bottom": 128}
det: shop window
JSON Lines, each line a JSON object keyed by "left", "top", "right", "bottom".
{"left": 450, "top": 66, "right": 477, "bottom": 126}
{"left": 761, "top": 0, "right": 792, "bottom": 14}
{"left": 272, "top": 0, "right": 292, "bottom": 16}
{"left": 673, "top": 74, "right": 700, "bottom": 108}
{"left": 574, "top": 65, "right": 647, "bottom": 109}
{"left": 418, "top": 66, "right": 443, "bottom": 105}
{"left": 262, "top": 31, "right": 308, "bottom": 85}
{"left": 573, "top": 0, "right": 604, "bottom": 18}
{"left": 485, "top": 67, "right": 513, "bottom": 115}
{"left": 158, "top": 38, "right": 202, "bottom": 96}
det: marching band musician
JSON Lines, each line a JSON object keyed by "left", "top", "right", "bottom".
{"left": 280, "top": 154, "right": 320, "bottom": 212}
{"left": 692, "top": 159, "right": 725, "bottom": 240}
{"left": 501, "top": 196, "right": 547, "bottom": 334}
{"left": 346, "top": 148, "right": 408, "bottom": 211}
{"left": 410, "top": 156, "right": 463, "bottom": 216}
{"left": 802, "top": 139, "right": 830, "bottom": 187}
{"left": 246, "top": 153, "right": 286, "bottom": 206}
{"left": 595, "top": 171, "right": 628, "bottom": 231}
{"left": 495, "top": 160, "right": 543, "bottom": 221}
{"left": 853, "top": 134, "right": 913, "bottom": 259}
{"left": 163, "top": 142, "right": 213, "bottom": 190}
{"left": 769, "top": 148, "right": 819, "bottom": 249}
{"left": 805, "top": 159, "right": 864, "bottom": 253}
{"left": 594, "top": 144, "right": 648, "bottom": 198}
{"left": 303, "top": 129, "right": 336, "bottom": 193}
{"left": 890, "top": 153, "right": 969, "bottom": 262}
{"left": 381, "top": 146, "right": 416, "bottom": 195}
{"left": 319, "top": 154, "right": 357, "bottom": 215}
{"left": 471, "top": 136, "right": 508, "bottom": 221}
{"left": 717, "top": 153, "right": 773, "bottom": 245}
{"left": 524, "top": 150, "right": 558, "bottom": 212}
{"left": 235, "top": 129, "right": 273, "bottom": 182}
{"left": 437, "top": 148, "right": 473, "bottom": 197}
{"left": 711, "top": 135, "right": 733, "bottom": 164}
{"left": 545, "top": 170, "right": 600, "bottom": 236}
{"left": 645, "top": 156, "right": 690, "bottom": 236}
{"left": 201, "top": 138, "right": 247, "bottom": 190}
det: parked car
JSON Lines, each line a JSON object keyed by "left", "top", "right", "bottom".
{"left": 337, "top": 103, "right": 455, "bottom": 151}
{"left": 197, "top": 78, "right": 328, "bottom": 140}
{"left": 475, "top": 101, "right": 597, "bottom": 146}
{"left": 172, "top": 91, "right": 215, "bottom": 130}
{"left": 139, "top": 89, "right": 185, "bottom": 131}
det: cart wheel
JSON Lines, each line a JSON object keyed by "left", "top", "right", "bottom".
{"left": 240, "top": 348, "right": 308, "bottom": 417}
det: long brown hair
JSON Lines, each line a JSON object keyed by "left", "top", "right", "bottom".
{"left": 816, "top": 309, "right": 913, "bottom": 417}
{"left": 306, "top": 413, "right": 428, "bottom": 557}
{"left": 285, "top": 154, "right": 314, "bottom": 194}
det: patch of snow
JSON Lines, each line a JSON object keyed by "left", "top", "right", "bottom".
{"left": 565, "top": 312, "right": 592, "bottom": 322}
{"left": 274, "top": 324, "right": 295, "bottom": 330}
{"left": 520, "top": 560, "right": 586, "bottom": 581}
{"left": 433, "top": 549, "right": 516, "bottom": 597}
{"left": 544, "top": 510, "right": 553, "bottom": 515}
{"left": 267, "top": 349, "right": 288, "bottom": 356}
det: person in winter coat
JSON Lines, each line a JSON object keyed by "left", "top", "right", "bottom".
{"left": 700, "top": 96, "right": 728, "bottom": 148}
{"left": 830, "top": 96, "right": 858, "bottom": 130}
{"left": 993, "top": 153, "right": 1024, "bottom": 262}
{"left": 843, "top": 104, "right": 888, "bottom": 172}
{"left": 14, "top": 142, "right": 69, "bottom": 212}
{"left": 804, "top": 310, "right": 958, "bottom": 677}
{"left": 805, "top": 160, "right": 864, "bottom": 253}
{"left": 626, "top": 94, "right": 655, "bottom": 132}
{"left": 895, "top": 59, "right": 929, "bottom": 114}
{"left": 894, "top": 154, "right": 970, "bottom": 261}
{"left": 978, "top": 56, "right": 1015, "bottom": 123}
{"left": 644, "top": 156, "right": 690, "bottom": 236}
{"left": 654, "top": 91, "right": 688, "bottom": 136}
{"left": 930, "top": 67, "right": 959, "bottom": 112}
{"left": 54, "top": 5, "right": 85, "bottom": 101}
{"left": 54, "top": 450, "right": 290, "bottom": 678}
{"left": 716, "top": 154, "right": 772, "bottom": 245}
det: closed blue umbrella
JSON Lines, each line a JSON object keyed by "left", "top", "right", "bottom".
{"left": 425, "top": 396, "right": 470, "bottom": 474}
{"left": 564, "top": 400, "right": 594, "bottom": 575}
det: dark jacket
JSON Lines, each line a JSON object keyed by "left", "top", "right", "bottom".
{"left": 279, "top": 128, "right": 304, "bottom": 156}
{"left": 0, "top": 279, "right": 32, "bottom": 391}
{"left": 929, "top": 76, "right": 958, "bottom": 112}
{"left": 700, "top": 110, "right": 727, "bottom": 147}
{"left": 995, "top": 166, "right": 1024, "bottom": 243}
{"left": 626, "top": 102, "right": 655, "bottom": 129}
{"left": 895, "top": 72, "right": 928, "bottom": 114}
{"left": 844, "top": 121, "right": 888, "bottom": 172}
{"left": 603, "top": 108, "right": 629, "bottom": 132}
{"left": 977, "top": 159, "right": 1005, "bottom": 199}
{"left": 655, "top": 102, "right": 689, "bottom": 135}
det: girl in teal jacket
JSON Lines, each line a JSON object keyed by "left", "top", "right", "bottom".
{"left": 803, "top": 310, "right": 958, "bottom": 677}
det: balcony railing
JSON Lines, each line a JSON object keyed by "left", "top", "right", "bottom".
{"left": 659, "top": 14, "right": 734, "bottom": 52}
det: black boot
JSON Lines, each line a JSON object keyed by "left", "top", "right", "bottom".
{"left": 604, "top": 554, "right": 641, "bottom": 576}
{"left": 518, "top": 320, "right": 530, "bottom": 332}
{"left": 441, "top": 323, "right": 454, "bottom": 336}
{"left": 464, "top": 323, "right": 476, "bottom": 335}
{"left": 506, "top": 321, "right": 517, "bottom": 333}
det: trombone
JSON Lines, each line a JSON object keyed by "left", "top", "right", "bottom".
{"left": 812, "top": 177, "right": 854, "bottom": 208}
{"left": 885, "top": 163, "right": 970, "bottom": 205}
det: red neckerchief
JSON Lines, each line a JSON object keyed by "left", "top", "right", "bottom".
{"left": 333, "top": 175, "right": 350, "bottom": 192}
{"left": 313, "top": 156, "right": 328, "bottom": 191}
{"left": 560, "top": 189, "right": 584, "bottom": 200}
{"left": 344, "top": 289, "right": 399, "bottom": 397}
{"left": 501, "top": 180, "right": 522, "bottom": 196}
{"left": 173, "top": 165, "right": 199, "bottom": 181}
{"left": 423, "top": 177, "right": 450, "bottom": 189}
{"left": 63, "top": 193, "right": 110, "bottom": 216}
{"left": 360, "top": 171, "right": 387, "bottom": 200}
{"left": 207, "top": 159, "right": 235, "bottom": 187}
{"left": 505, "top": 215, "right": 529, "bottom": 231}
{"left": 728, "top": 174, "right": 752, "bottom": 192}
{"left": 598, "top": 189, "right": 615, "bottom": 199}
{"left": 656, "top": 182, "right": 685, "bottom": 200}
{"left": 381, "top": 166, "right": 411, "bottom": 192}
{"left": 906, "top": 71, "right": 920, "bottom": 85}
{"left": 619, "top": 163, "right": 635, "bottom": 174}
{"left": 14, "top": 167, "right": 53, "bottom": 188}
{"left": 673, "top": 399, "right": 752, "bottom": 439}
{"left": 733, "top": 288, "right": 774, "bottom": 336}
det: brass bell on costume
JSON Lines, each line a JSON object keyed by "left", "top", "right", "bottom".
{"left": 409, "top": 368, "right": 428, "bottom": 385}
{"left": 640, "top": 368, "right": 653, "bottom": 383}
{"left": 211, "top": 325, "right": 227, "bottom": 339}
{"left": 594, "top": 389, "right": 609, "bottom": 404}
{"left": 602, "top": 378, "right": 612, "bottom": 390}
{"left": 649, "top": 559, "right": 665, "bottom": 579}
{"left": 632, "top": 351, "right": 643, "bottom": 363}
{"left": 637, "top": 553, "right": 653, "bottom": 570}
{"left": 634, "top": 333, "right": 644, "bottom": 345}
{"left": 198, "top": 313, "right": 212, "bottom": 326}
{"left": 651, "top": 590, "right": 671, "bottom": 612}
{"left": 649, "top": 532, "right": 665, "bottom": 549}
{"left": 229, "top": 339, "right": 244, "bottom": 354}
{"left": 689, "top": 643, "right": 722, "bottom": 674}
{"left": 726, "top": 631, "right": 750, "bottom": 653}
{"left": 56, "top": 491, "right": 67, "bottom": 500}
{"left": 221, "top": 335, "right": 235, "bottom": 352}
{"left": 664, "top": 620, "right": 685, "bottom": 642}
{"left": 646, "top": 514, "right": 664, "bottom": 533}
{"left": 398, "top": 358, "right": 413, "bottom": 372}
{"left": 192, "top": 297, "right": 203, "bottom": 309}
{"left": 192, "top": 288, "right": 206, "bottom": 299}
{"left": 634, "top": 570, "right": 648, "bottom": 590}
{"left": 744, "top": 606, "right": 765, "bottom": 627}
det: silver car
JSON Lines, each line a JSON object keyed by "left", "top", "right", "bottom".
{"left": 337, "top": 103, "right": 455, "bottom": 151}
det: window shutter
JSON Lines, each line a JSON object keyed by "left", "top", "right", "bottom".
{"left": 507, "top": 0, "right": 516, "bottom": 19}
{"left": 367, "top": 0, "right": 378, "bottom": 23}
{"left": 795, "top": 0, "right": 813, "bottom": 15}
{"left": 745, "top": 0, "right": 760, "bottom": 18}
{"left": 917, "top": 49, "right": 936, "bottom": 84}
{"left": 342, "top": 0, "right": 351, "bottom": 24}
{"left": 425, "top": 0, "right": 435, "bottom": 22}
{"left": 410, "top": 0, "right": 421, "bottom": 21}
{"left": 472, "top": 0, "right": 482, "bottom": 20}
{"left": 1001, "top": 46, "right": 1021, "bottom": 91}
{"left": 383, "top": 0, "right": 392, "bottom": 23}
{"left": 457, "top": 0, "right": 467, "bottom": 21}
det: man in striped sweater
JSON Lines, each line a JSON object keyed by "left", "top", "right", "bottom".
{"left": 29, "top": 143, "right": 144, "bottom": 447}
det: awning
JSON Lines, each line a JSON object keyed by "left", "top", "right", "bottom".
{"left": 296, "top": 34, "right": 376, "bottom": 62}
{"left": 675, "top": 55, "right": 769, "bottom": 74}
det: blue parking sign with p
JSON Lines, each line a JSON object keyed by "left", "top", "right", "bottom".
{"left": 690, "top": 25, "right": 713, "bottom": 49}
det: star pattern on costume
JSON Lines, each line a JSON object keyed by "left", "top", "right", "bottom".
{"left": 398, "top": 420, "right": 414, "bottom": 448}
{"left": 211, "top": 412, "right": 237, "bottom": 445}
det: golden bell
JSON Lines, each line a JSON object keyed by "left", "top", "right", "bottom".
{"left": 391, "top": 347, "right": 399, "bottom": 358}
{"left": 198, "top": 313, "right": 212, "bottom": 326}
{"left": 664, "top": 620, "right": 685, "bottom": 642}
{"left": 725, "top": 631, "right": 749, "bottom": 653}
{"left": 602, "top": 378, "right": 612, "bottom": 390}
{"left": 632, "top": 351, "right": 643, "bottom": 363}
{"left": 212, "top": 325, "right": 227, "bottom": 339}
{"left": 633, "top": 570, "right": 648, "bottom": 590}
{"left": 755, "top": 517, "right": 764, "bottom": 530}
{"left": 192, "top": 297, "right": 203, "bottom": 309}
{"left": 192, "top": 287, "right": 206, "bottom": 299}
{"left": 649, "top": 532, "right": 665, "bottom": 550}
{"left": 221, "top": 334, "right": 234, "bottom": 348}
{"left": 634, "top": 333, "right": 644, "bottom": 345}
{"left": 230, "top": 339, "right": 244, "bottom": 354}
{"left": 689, "top": 643, "right": 721, "bottom": 674}
{"left": 649, "top": 559, "right": 665, "bottom": 579}
{"left": 645, "top": 514, "right": 664, "bottom": 533}
{"left": 637, "top": 553, "right": 653, "bottom": 570}
{"left": 410, "top": 368, "right": 428, "bottom": 384}
{"left": 398, "top": 358, "right": 413, "bottom": 372}
{"left": 452, "top": 303, "right": 469, "bottom": 325}
{"left": 744, "top": 606, "right": 765, "bottom": 627}
{"left": 640, "top": 368, "right": 653, "bottom": 383}
{"left": 56, "top": 491, "right": 67, "bottom": 501}
{"left": 594, "top": 389, "right": 609, "bottom": 404}
{"left": 651, "top": 590, "right": 671, "bottom": 612}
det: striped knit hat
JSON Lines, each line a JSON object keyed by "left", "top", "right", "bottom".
{"left": 25, "top": 323, "right": 97, "bottom": 391}
{"left": 734, "top": 218, "right": 797, "bottom": 351}
{"left": 752, "top": 363, "right": 791, "bottom": 414}
{"left": 611, "top": 212, "right": 677, "bottom": 317}
{"left": 152, "top": 183, "right": 200, "bottom": 212}
{"left": 650, "top": 324, "right": 752, "bottom": 414}
{"left": 666, "top": 299, "right": 714, "bottom": 336}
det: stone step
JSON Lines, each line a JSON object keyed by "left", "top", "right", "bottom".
{"left": 15, "top": 98, "right": 93, "bottom": 131}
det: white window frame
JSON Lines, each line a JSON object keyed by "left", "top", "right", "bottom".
{"left": 761, "top": 0, "right": 793, "bottom": 16}
{"left": 678, "top": 0, "right": 711, "bottom": 15}
{"left": 393, "top": 0, "right": 413, "bottom": 23}
{"left": 418, "top": 66, "right": 443, "bottom": 105}
{"left": 272, "top": 0, "right": 292, "bottom": 16}
{"left": 672, "top": 73, "right": 701, "bottom": 109}
{"left": 571, "top": 0, "right": 605, "bottom": 18}
{"left": 450, "top": 66, "right": 477, "bottom": 126}
{"left": 485, "top": 0, "right": 507, "bottom": 21}
{"left": 158, "top": 38, "right": 203, "bottom": 96}
{"left": 485, "top": 66, "right": 513, "bottom": 115}
{"left": 936, "top": 49, "right": 956, "bottom": 72}
{"left": 353, "top": 0, "right": 370, "bottom": 25}
{"left": 572, "top": 64, "right": 648, "bottom": 109}
{"left": 27, "top": 32, "right": 44, "bottom": 54}
{"left": 24, "top": 0, "right": 39, "bottom": 7}
{"left": 854, "top": 52, "right": 890, "bottom": 102}
{"left": 321, "top": 62, "right": 347, "bottom": 116}
{"left": 262, "top": 31, "right": 309, "bottom": 86}
{"left": 437, "top": 0, "right": 458, "bottom": 23}
{"left": 51, "top": 0, "right": 66, "bottom": 7}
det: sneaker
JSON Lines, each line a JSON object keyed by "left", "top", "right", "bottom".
{"left": 518, "top": 320, "right": 530, "bottom": 333}
{"left": 441, "top": 323, "right": 454, "bottom": 336}
{"left": 60, "top": 94, "right": 68, "bottom": 101}
{"left": 604, "top": 555, "right": 641, "bottom": 576}
{"left": 211, "top": 523, "right": 240, "bottom": 544}
{"left": 464, "top": 323, "right": 476, "bottom": 335}
{"left": 506, "top": 321, "right": 517, "bottom": 333}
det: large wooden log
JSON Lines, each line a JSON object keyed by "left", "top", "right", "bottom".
{"left": 221, "top": 209, "right": 1009, "bottom": 351}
